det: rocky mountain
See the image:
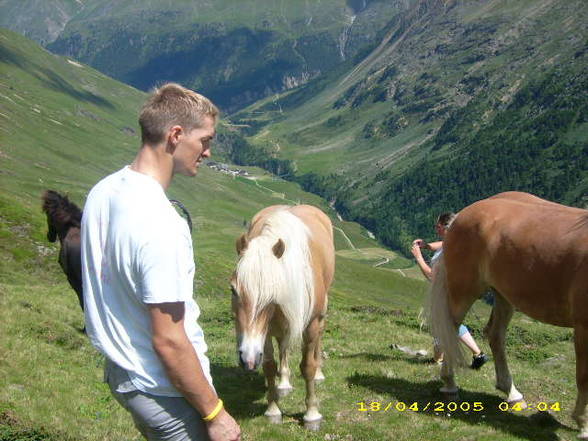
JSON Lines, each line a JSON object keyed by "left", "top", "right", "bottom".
{"left": 0, "top": 0, "right": 417, "bottom": 112}
{"left": 0, "top": 0, "right": 83, "bottom": 45}
{"left": 231, "top": 0, "right": 588, "bottom": 251}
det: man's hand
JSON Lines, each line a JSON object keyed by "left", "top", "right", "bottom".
{"left": 206, "top": 408, "right": 241, "bottom": 441}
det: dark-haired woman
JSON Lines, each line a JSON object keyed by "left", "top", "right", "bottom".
{"left": 412, "top": 212, "right": 489, "bottom": 369}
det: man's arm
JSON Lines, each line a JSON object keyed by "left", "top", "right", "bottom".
{"left": 149, "top": 302, "right": 240, "bottom": 441}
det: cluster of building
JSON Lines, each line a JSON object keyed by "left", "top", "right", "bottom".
{"left": 206, "top": 161, "right": 249, "bottom": 177}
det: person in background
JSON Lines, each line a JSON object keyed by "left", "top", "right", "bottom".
{"left": 81, "top": 83, "right": 241, "bottom": 440}
{"left": 412, "top": 212, "right": 489, "bottom": 370}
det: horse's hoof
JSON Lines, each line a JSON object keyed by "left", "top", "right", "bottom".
{"left": 277, "top": 386, "right": 293, "bottom": 397}
{"left": 443, "top": 391, "right": 460, "bottom": 401}
{"left": 303, "top": 418, "right": 322, "bottom": 431}
{"left": 507, "top": 399, "right": 527, "bottom": 410}
{"left": 439, "top": 387, "right": 459, "bottom": 401}
{"left": 266, "top": 414, "right": 282, "bottom": 424}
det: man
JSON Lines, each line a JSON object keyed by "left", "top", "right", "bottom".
{"left": 81, "top": 83, "right": 241, "bottom": 441}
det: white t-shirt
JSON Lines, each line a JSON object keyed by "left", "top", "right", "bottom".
{"left": 81, "top": 166, "right": 212, "bottom": 396}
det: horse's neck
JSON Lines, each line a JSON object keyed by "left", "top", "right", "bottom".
{"left": 57, "top": 225, "right": 75, "bottom": 243}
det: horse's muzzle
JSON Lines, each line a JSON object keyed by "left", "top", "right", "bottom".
{"left": 239, "top": 350, "right": 262, "bottom": 371}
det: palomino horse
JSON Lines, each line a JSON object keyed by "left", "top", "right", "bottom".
{"left": 231, "top": 204, "right": 335, "bottom": 430}
{"left": 429, "top": 191, "right": 588, "bottom": 439}
{"left": 41, "top": 190, "right": 84, "bottom": 311}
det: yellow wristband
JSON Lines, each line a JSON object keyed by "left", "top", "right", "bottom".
{"left": 203, "top": 399, "right": 223, "bottom": 422}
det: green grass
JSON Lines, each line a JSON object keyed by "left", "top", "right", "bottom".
{"left": 1, "top": 271, "right": 579, "bottom": 441}
{"left": 0, "top": 27, "right": 581, "bottom": 441}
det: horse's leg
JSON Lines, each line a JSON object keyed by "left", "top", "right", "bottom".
{"left": 60, "top": 241, "right": 84, "bottom": 312}
{"left": 262, "top": 336, "right": 282, "bottom": 423}
{"left": 313, "top": 314, "right": 326, "bottom": 382}
{"left": 67, "top": 240, "right": 84, "bottom": 312}
{"left": 573, "top": 323, "right": 588, "bottom": 439}
{"left": 300, "top": 317, "right": 322, "bottom": 430}
{"left": 66, "top": 267, "right": 84, "bottom": 312}
{"left": 486, "top": 294, "right": 525, "bottom": 405}
{"left": 276, "top": 335, "right": 293, "bottom": 397}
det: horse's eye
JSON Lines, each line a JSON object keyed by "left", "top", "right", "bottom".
{"left": 230, "top": 286, "right": 238, "bottom": 297}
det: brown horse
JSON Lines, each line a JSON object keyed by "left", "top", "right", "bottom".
{"left": 41, "top": 190, "right": 84, "bottom": 312}
{"left": 428, "top": 191, "right": 588, "bottom": 439}
{"left": 230, "top": 204, "right": 335, "bottom": 430}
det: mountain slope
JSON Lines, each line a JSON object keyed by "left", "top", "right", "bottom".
{"left": 0, "top": 0, "right": 418, "bottom": 111}
{"left": 233, "top": 0, "right": 588, "bottom": 251}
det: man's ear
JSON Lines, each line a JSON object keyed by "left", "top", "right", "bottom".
{"left": 166, "top": 125, "right": 183, "bottom": 153}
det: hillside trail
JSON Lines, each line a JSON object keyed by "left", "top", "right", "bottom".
{"left": 249, "top": 177, "right": 298, "bottom": 204}
{"left": 333, "top": 226, "right": 359, "bottom": 252}
{"left": 373, "top": 257, "right": 389, "bottom": 268}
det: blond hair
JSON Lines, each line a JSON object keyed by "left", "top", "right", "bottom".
{"left": 139, "top": 83, "right": 219, "bottom": 145}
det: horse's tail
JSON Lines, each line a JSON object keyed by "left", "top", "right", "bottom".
{"left": 426, "top": 255, "right": 466, "bottom": 370}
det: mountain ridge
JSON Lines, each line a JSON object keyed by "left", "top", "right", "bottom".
{"left": 0, "top": 0, "right": 415, "bottom": 111}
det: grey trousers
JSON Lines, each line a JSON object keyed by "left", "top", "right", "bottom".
{"left": 104, "top": 359, "right": 210, "bottom": 441}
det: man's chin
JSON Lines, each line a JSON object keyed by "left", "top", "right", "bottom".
{"left": 177, "top": 168, "right": 198, "bottom": 177}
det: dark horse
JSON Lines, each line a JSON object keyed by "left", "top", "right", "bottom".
{"left": 40, "top": 191, "right": 193, "bottom": 315}
{"left": 41, "top": 190, "right": 84, "bottom": 311}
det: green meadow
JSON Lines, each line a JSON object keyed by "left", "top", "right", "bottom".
{"left": 0, "top": 28, "right": 580, "bottom": 441}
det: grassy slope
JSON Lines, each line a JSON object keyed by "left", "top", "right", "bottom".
{"left": 0, "top": 28, "right": 579, "bottom": 441}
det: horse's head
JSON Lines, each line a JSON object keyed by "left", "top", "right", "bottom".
{"left": 41, "top": 190, "right": 82, "bottom": 242}
{"left": 230, "top": 233, "right": 285, "bottom": 371}
{"left": 230, "top": 277, "right": 276, "bottom": 371}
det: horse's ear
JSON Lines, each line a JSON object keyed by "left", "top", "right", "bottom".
{"left": 236, "top": 233, "right": 248, "bottom": 255}
{"left": 272, "top": 238, "right": 285, "bottom": 259}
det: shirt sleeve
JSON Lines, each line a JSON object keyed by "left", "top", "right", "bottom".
{"left": 137, "top": 225, "right": 195, "bottom": 304}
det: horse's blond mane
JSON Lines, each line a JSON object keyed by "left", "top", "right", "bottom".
{"left": 235, "top": 208, "right": 314, "bottom": 343}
